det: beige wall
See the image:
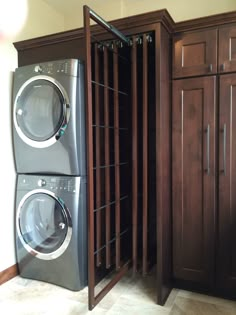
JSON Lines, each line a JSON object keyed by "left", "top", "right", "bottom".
{"left": 123, "top": 0, "right": 236, "bottom": 22}
{"left": 65, "top": 1, "right": 124, "bottom": 30}
{"left": 0, "top": 0, "right": 64, "bottom": 272}
{"left": 17, "top": 0, "right": 64, "bottom": 41}
{"left": 63, "top": 0, "right": 236, "bottom": 30}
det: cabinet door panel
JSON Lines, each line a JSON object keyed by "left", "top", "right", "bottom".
{"left": 218, "top": 74, "right": 236, "bottom": 294}
{"left": 173, "top": 29, "right": 217, "bottom": 78}
{"left": 172, "top": 76, "right": 216, "bottom": 286}
{"left": 219, "top": 27, "right": 236, "bottom": 73}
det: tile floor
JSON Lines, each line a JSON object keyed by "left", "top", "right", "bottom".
{"left": 1, "top": 270, "right": 236, "bottom": 315}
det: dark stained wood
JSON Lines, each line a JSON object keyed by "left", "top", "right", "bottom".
{"left": 113, "top": 44, "right": 121, "bottom": 270}
{"left": 219, "top": 26, "right": 236, "bottom": 74}
{"left": 14, "top": 39, "right": 86, "bottom": 67}
{"left": 175, "top": 11, "right": 236, "bottom": 33}
{"left": 173, "top": 29, "right": 217, "bottom": 78}
{"left": 0, "top": 264, "right": 18, "bottom": 285}
{"left": 172, "top": 76, "right": 216, "bottom": 287}
{"left": 217, "top": 74, "right": 236, "bottom": 296}
{"left": 103, "top": 46, "right": 111, "bottom": 269}
{"left": 93, "top": 261, "right": 130, "bottom": 306}
{"left": 155, "top": 24, "right": 172, "bottom": 305}
{"left": 84, "top": 6, "right": 134, "bottom": 310}
{"left": 83, "top": 5, "right": 96, "bottom": 310}
{"left": 94, "top": 44, "right": 102, "bottom": 267}
{"left": 132, "top": 35, "right": 138, "bottom": 274}
{"left": 142, "top": 34, "right": 148, "bottom": 276}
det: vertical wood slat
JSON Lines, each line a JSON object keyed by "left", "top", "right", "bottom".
{"left": 132, "top": 36, "right": 138, "bottom": 273}
{"left": 84, "top": 5, "right": 132, "bottom": 310}
{"left": 113, "top": 44, "right": 121, "bottom": 270}
{"left": 104, "top": 46, "right": 111, "bottom": 268}
{"left": 83, "top": 5, "right": 95, "bottom": 310}
{"left": 94, "top": 44, "right": 102, "bottom": 267}
{"left": 142, "top": 35, "right": 148, "bottom": 275}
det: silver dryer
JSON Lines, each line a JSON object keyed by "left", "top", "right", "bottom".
{"left": 12, "top": 59, "right": 86, "bottom": 176}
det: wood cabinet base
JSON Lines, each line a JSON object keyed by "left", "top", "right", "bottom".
{"left": 0, "top": 264, "right": 18, "bottom": 285}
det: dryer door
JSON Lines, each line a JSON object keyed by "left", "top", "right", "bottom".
{"left": 14, "top": 76, "right": 70, "bottom": 148}
{"left": 16, "top": 189, "right": 72, "bottom": 260}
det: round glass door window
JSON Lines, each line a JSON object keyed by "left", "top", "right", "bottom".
{"left": 14, "top": 76, "right": 70, "bottom": 148}
{"left": 17, "top": 191, "right": 72, "bottom": 260}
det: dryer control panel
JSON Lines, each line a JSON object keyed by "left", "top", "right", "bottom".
{"left": 32, "top": 59, "right": 82, "bottom": 77}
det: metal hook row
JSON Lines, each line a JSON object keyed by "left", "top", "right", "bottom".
{"left": 97, "top": 33, "right": 153, "bottom": 51}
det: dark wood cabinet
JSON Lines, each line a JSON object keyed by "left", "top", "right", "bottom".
{"left": 219, "top": 26, "right": 236, "bottom": 73}
{"left": 173, "top": 29, "right": 217, "bottom": 78}
{"left": 217, "top": 74, "right": 236, "bottom": 295}
{"left": 172, "top": 76, "right": 216, "bottom": 286}
{"left": 173, "top": 25, "right": 236, "bottom": 78}
{"left": 172, "top": 23, "right": 236, "bottom": 296}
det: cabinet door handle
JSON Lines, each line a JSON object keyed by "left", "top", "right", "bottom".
{"left": 208, "top": 64, "right": 213, "bottom": 72}
{"left": 220, "top": 63, "right": 225, "bottom": 72}
{"left": 205, "top": 124, "right": 210, "bottom": 175}
{"left": 220, "top": 124, "right": 226, "bottom": 176}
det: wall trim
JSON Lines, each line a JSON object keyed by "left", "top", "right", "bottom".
{"left": 0, "top": 264, "right": 18, "bottom": 285}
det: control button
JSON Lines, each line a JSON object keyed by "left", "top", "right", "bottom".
{"left": 38, "top": 179, "right": 46, "bottom": 187}
{"left": 34, "top": 65, "right": 43, "bottom": 73}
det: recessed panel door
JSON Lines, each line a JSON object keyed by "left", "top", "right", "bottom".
{"left": 217, "top": 74, "right": 236, "bottom": 295}
{"left": 172, "top": 76, "right": 216, "bottom": 286}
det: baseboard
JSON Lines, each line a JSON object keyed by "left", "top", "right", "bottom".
{"left": 0, "top": 264, "right": 18, "bottom": 285}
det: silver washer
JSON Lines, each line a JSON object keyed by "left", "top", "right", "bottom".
{"left": 16, "top": 189, "right": 72, "bottom": 260}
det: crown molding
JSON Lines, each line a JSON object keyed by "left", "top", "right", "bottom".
{"left": 13, "top": 9, "right": 175, "bottom": 51}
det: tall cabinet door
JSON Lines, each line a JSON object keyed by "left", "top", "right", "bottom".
{"left": 172, "top": 77, "right": 216, "bottom": 287}
{"left": 217, "top": 74, "right": 236, "bottom": 295}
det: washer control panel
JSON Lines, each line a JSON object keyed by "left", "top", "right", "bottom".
{"left": 18, "top": 175, "right": 81, "bottom": 194}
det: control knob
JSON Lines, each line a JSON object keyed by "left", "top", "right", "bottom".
{"left": 34, "top": 65, "right": 43, "bottom": 73}
{"left": 38, "top": 179, "right": 46, "bottom": 187}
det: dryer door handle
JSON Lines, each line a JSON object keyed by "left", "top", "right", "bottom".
{"left": 59, "top": 222, "right": 66, "bottom": 230}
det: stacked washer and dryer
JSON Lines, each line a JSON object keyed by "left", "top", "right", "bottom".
{"left": 12, "top": 59, "right": 87, "bottom": 291}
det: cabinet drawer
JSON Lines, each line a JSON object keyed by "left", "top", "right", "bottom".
{"left": 173, "top": 29, "right": 217, "bottom": 78}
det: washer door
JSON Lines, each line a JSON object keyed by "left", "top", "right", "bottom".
{"left": 14, "top": 76, "right": 70, "bottom": 148}
{"left": 17, "top": 189, "right": 72, "bottom": 260}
